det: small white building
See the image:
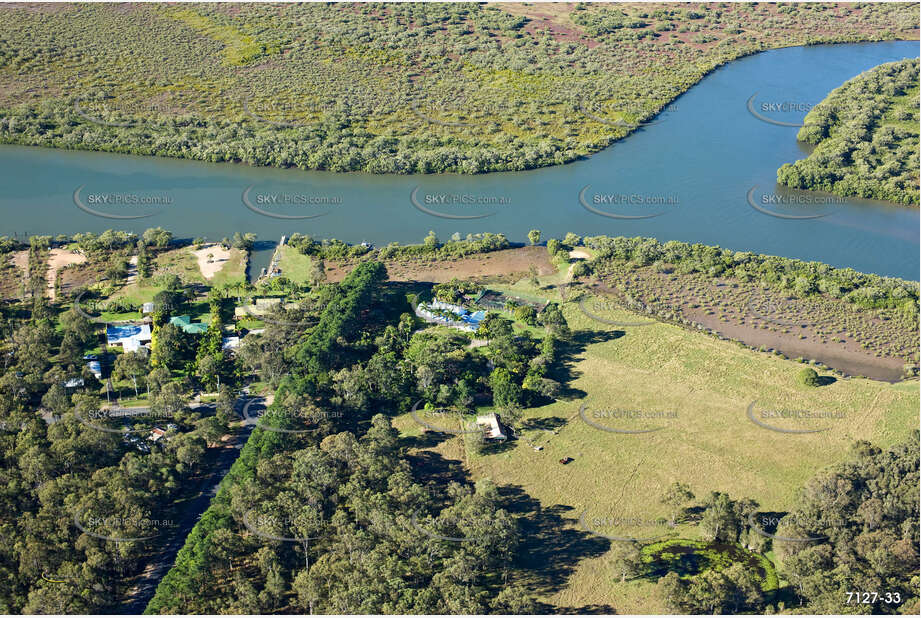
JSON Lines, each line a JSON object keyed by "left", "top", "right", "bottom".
{"left": 475, "top": 412, "right": 507, "bottom": 441}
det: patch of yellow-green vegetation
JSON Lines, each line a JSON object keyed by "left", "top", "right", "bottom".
{"left": 236, "top": 317, "right": 265, "bottom": 331}
{"left": 108, "top": 278, "right": 164, "bottom": 306}
{"left": 885, "top": 84, "right": 921, "bottom": 133}
{"left": 394, "top": 290, "right": 918, "bottom": 612}
{"left": 152, "top": 246, "right": 204, "bottom": 282}
{"left": 160, "top": 6, "right": 281, "bottom": 66}
{"left": 116, "top": 394, "right": 151, "bottom": 408}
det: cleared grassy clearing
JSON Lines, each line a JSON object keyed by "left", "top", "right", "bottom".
{"left": 394, "top": 275, "right": 918, "bottom": 612}
{"left": 150, "top": 245, "right": 246, "bottom": 287}
{"left": 274, "top": 244, "right": 316, "bottom": 284}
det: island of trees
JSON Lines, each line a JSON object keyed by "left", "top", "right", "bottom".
{"left": 777, "top": 58, "right": 920, "bottom": 206}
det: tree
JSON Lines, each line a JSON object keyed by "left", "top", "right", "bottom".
{"left": 306, "top": 258, "right": 326, "bottom": 286}
{"left": 528, "top": 264, "right": 540, "bottom": 287}
{"left": 104, "top": 257, "right": 128, "bottom": 282}
{"left": 135, "top": 239, "right": 150, "bottom": 278}
{"left": 527, "top": 229, "right": 541, "bottom": 245}
{"left": 798, "top": 367, "right": 820, "bottom": 387}
{"left": 686, "top": 570, "right": 733, "bottom": 614}
{"left": 563, "top": 232, "right": 582, "bottom": 248}
{"left": 41, "top": 382, "right": 69, "bottom": 416}
{"left": 570, "top": 260, "right": 590, "bottom": 279}
{"left": 113, "top": 350, "right": 149, "bottom": 398}
{"left": 513, "top": 304, "right": 537, "bottom": 326}
{"left": 779, "top": 433, "right": 918, "bottom": 613}
{"left": 661, "top": 481, "right": 695, "bottom": 523}
{"left": 172, "top": 432, "right": 206, "bottom": 473}
{"left": 195, "top": 414, "right": 227, "bottom": 447}
{"left": 610, "top": 541, "right": 643, "bottom": 582}
{"left": 142, "top": 227, "right": 173, "bottom": 248}
{"left": 490, "top": 367, "right": 522, "bottom": 411}
{"left": 476, "top": 313, "right": 513, "bottom": 342}
{"left": 261, "top": 565, "right": 286, "bottom": 610}
{"left": 492, "top": 584, "right": 537, "bottom": 613}
{"left": 152, "top": 289, "right": 184, "bottom": 317}
{"left": 231, "top": 232, "right": 256, "bottom": 251}
{"left": 699, "top": 492, "right": 738, "bottom": 543}
{"left": 151, "top": 323, "right": 189, "bottom": 370}
{"left": 546, "top": 238, "right": 560, "bottom": 257}
{"left": 538, "top": 302, "right": 570, "bottom": 339}
{"left": 724, "top": 563, "right": 764, "bottom": 612}
{"left": 656, "top": 572, "right": 687, "bottom": 613}
{"left": 196, "top": 349, "right": 225, "bottom": 392}
{"left": 151, "top": 381, "right": 187, "bottom": 418}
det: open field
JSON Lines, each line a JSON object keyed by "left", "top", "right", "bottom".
{"left": 392, "top": 278, "right": 918, "bottom": 613}
{"left": 154, "top": 245, "right": 247, "bottom": 287}
{"left": 192, "top": 243, "right": 234, "bottom": 280}
{"left": 45, "top": 248, "right": 87, "bottom": 300}
{"left": 5, "top": 246, "right": 89, "bottom": 301}
{"left": 324, "top": 242, "right": 916, "bottom": 382}
{"left": 273, "top": 243, "right": 316, "bottom": 284}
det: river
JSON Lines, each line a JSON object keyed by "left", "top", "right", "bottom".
{"left": 0, "top": 40, "right": 917, "bottom": 280}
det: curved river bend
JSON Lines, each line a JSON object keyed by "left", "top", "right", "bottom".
{"left": 0, "top": 41, "right": 917, "bottom": 279}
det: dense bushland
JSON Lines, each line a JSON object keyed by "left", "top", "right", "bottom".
{"left": 777, "top": 58, "right": 920, "bottom": 205}
{"left": 0, "top": 3, "right": 916, "bottom": 174}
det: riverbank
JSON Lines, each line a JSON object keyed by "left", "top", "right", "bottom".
{"left": 291, "top": 243, "right": 916, "bottom": 383}
{"left": 2, "top": 39, "right": 918, "bottom": 280}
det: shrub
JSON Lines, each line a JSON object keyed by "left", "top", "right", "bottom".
{"left": 798, "top": 367, "right": 821, "bottom": 387}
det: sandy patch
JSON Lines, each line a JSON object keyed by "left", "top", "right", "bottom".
{"left": 193, "top": 244, "right": 232, "bottom": 280}
{"left": 47, "top": 249, "right": 86, "bottom": 300}
{"left": 125, "top": 255, "right": 139, "bottom": 285}
{"left": 11, "top": 250, "right": 28, "bottom": 273}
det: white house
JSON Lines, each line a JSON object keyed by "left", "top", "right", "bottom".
{"left": 106, "top": 324, "right": 152, "bottom": 353}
